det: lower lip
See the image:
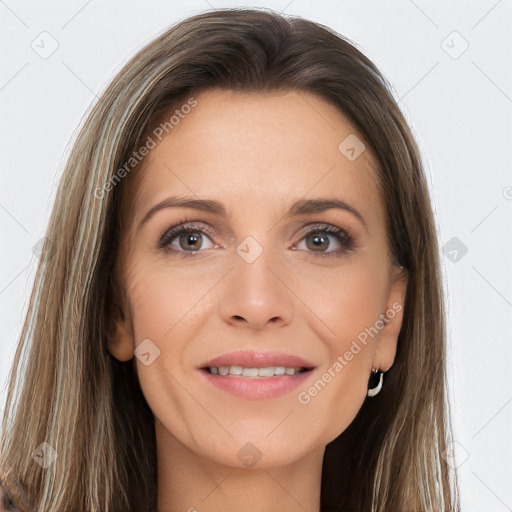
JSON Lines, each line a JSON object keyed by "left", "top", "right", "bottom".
{"left": 199, "top": 369, "right": 314, "bottom": 400}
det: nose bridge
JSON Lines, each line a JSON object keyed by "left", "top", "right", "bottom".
{"left": 218, "top": 234, "right": 294, "bottom": 329}
{"left": 236, "top": 235, "right": 277, "bottom": 291}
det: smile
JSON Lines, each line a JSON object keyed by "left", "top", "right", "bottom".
{"left": 199, "top": 366, "right": 315, "bottom": 400}
{"left": 206, "top": 365, "right": 307, "bottom": 377}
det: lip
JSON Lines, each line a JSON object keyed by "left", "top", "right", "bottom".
{"left": 200, "top": 350, "right": 316, "bottom": 370}
{"left": 198, "top": 350, "right": 317, "bottom": 401}
{"left": 199, "top": 368, "right": 315, "bottom": 400}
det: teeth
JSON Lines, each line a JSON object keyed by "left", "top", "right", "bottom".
{"left": 257, "top": 367, "right": 275, "bottom": 377}
{"left": 207, "top": 366, "right": 304, "bottom": 377}
{"left": 242, "top": 367, "right": 259, "bottom": 377}
{"left": 230, "top": 365, "right": 242, "bottom": 375}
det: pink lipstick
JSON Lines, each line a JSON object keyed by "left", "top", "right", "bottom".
{"left": 198, "top": 350, "right": 316, "bottom": 400}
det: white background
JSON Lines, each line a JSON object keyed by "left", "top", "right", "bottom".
{"left": 1, "top": 1, "right": 511, "bottom": 511}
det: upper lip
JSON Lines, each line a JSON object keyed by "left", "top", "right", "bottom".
{"left": 200, "top": 350, "right": 316, "bottom": 369}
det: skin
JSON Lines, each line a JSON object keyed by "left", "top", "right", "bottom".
{"left": 107, "top": 89, "right": 408, "bottom": 512}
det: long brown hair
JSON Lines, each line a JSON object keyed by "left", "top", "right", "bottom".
{"left": 0, "top": 8, "right": 460, "bottom": 511}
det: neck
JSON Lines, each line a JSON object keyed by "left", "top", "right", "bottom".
{"left": 155, "top": 419, "right": 324, "bottom": 512}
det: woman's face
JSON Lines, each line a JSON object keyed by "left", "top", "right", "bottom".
{"left": 109, "top": 89, "right": 407, "bottom": 468}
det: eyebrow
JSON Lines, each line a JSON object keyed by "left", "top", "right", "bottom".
{"left": 138, "top": 196, "right": 368, "bottom": 232}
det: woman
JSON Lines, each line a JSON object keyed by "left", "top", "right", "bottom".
{"left": 0, "top": 8, "right": 461, "bottom": 511}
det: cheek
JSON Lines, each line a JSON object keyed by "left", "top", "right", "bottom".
{"left": 124, "top": 258, "right": 209, "bottom": 339}
{"left": 299, "top": 258, "right": 389, "bottom": 343}
{"left": 292, "top": 265, "right": 387, "bottom": 443}
{"left": 123, "top": 260, "right": 212, "bottom": 432}
{"left": 127, "top": 275, "right": 175, "bottom": 341}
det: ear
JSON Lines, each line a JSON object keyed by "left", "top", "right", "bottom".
{"left": 372, "top": 265, "right": 408, "bottom": 372}
{"left": 106, "top": 301, "right": 135, "bottom": 362}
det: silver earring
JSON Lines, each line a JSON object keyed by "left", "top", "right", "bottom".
{"left": 367, "top": 368, "right": 384, "bottom": 397}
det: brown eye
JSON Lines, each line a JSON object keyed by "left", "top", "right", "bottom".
{"left": 159, "top": 222, "right": 216, "bottom": 255}
{"left": 294, "top": 224, "right": 355, "bottom": 256}
{"left": 177, "top": 231, "right": 205, "bottom": 251}
{"left": 305, "top": 232, "right": 330, "bottom": 251}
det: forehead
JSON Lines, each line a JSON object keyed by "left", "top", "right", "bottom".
{"left": 128, "top": 89, "right": 384, "bottom": 227}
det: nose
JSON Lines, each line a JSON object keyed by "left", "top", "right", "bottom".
{"left": 218, "top": 244, "right": 295, "bottom": 330}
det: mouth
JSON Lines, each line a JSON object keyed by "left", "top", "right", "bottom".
{"left": 198, "top": 351, "right": 317, "bottom": 400}
{"left": 201, "top": 365, "right": 313, "bottom": 377}
{"left": 199, "top": 350, "right": 316, "bottom": 371}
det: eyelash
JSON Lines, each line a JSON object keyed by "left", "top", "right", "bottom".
{"left": 158, "top": 220, "right": 356, "bottom": 258}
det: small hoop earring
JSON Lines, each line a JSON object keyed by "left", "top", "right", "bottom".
{"left": 367, "top": 368, "right": 384, "bottom": 397}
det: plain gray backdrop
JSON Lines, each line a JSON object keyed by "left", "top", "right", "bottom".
{"left": 1, "top": 1, "right": 511, "bottom": 511}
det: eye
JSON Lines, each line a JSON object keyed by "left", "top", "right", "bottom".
{"left": 158, "top": 221, "right": 355, "bottom": 258}
{"left": 159, "top": 222, "right": 216, "bottom": 255}
{"left": 293, "top": 224, "right": 355, "bottom": 256}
